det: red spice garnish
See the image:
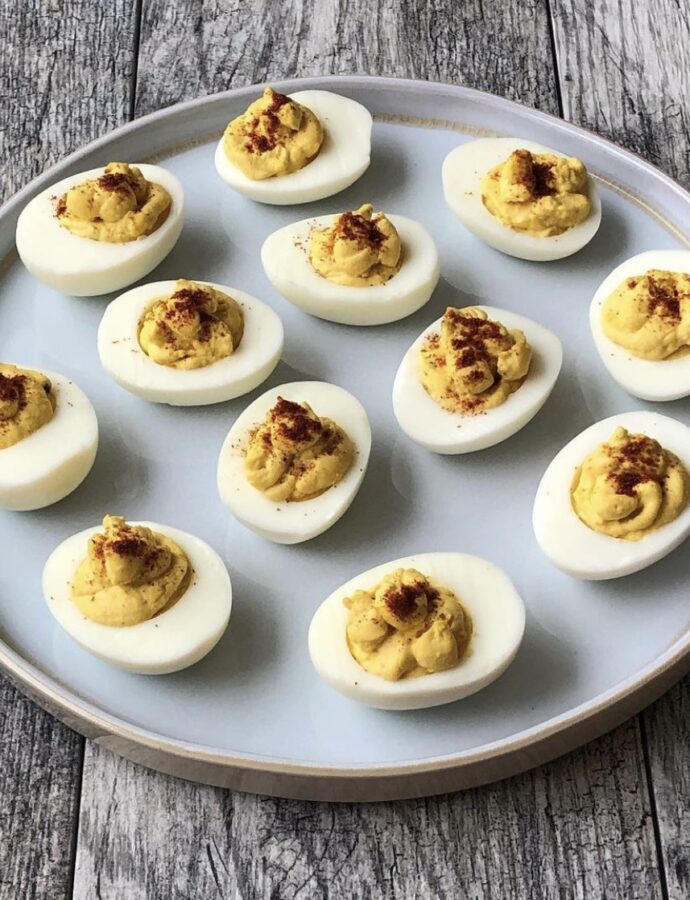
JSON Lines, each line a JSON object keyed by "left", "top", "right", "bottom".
{"left": 270, "top": 397, "right": 323, "bottom": 443}
{"left": 0, "top": 373, "right": 27, "bottom": 433}
{"left": 245, "top": 90, "right": 293, "bottom": 154}
{"left": 607, "top": 434, "right": 664, "bottom": 496}
{"left": 385, "top": 582, "right": 426, "bottom": 620}
{"left": 531, "top": 161, "right": 556, "bottom": 198}
{"left": 161, "top": 288, "right": 210, "bottom": 335}
{"left": 107, "top": 536, "right": 148, "bottom": 558}
{"left": 0, "top": 372, "right": 23, "bottom": 405}
{"left": 646, "top": 276, "right": 681, "bottom": 321}
{"left": 511, "top": 149, "right": 556, "bottom": 198}
{"left": 98, "top": 172, "right": 135, "bottom": 193}
{"left": 447, "top": 314, "right": 505, "bottom": 371}
{"left": 335, "top": 211, "right": 386, "bottom": 248}
{"left": 168, "top": 287, "right": 208, "bottom": 312}
{"left": 56, "top": 196, "right": 67, "bottom": 216}
{"left": 611, "top": 470, "right": 649, "bottom": 497}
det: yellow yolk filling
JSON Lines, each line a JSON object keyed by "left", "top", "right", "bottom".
{"left": 223, "top": 87, "right": 323, "bottom": 180}
{"left": 419, "top": 307, "right": 532, "bottom": 414}
{"left": 571, "top": 427, "right": 689, "bottom": 541}
{"left": 481, "top": 149, "right": 591, "bottom": 237}
{"left": 344, "top": 568, "right": 472, "bottom": 681}
{"left": 0, "top": 363, "right": 56, "bottom": 450}
{"left": 138, "top": 279, "right": 244, "bottom": 370}
{"left": 57, "top": 163, "right": 172, "bottom": 243}
{"left": 70, "top": 516, "right": 190, "bottom": 626}
{"left": 601, "top": 269, "right": 690, "bottom": 360}
{"left": 244, "top": 397, "right": 355, "bottom": 502}
{"left": 309, "top": 204, "right": 402, "bottom": 286}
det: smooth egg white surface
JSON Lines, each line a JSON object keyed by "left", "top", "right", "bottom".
{"left": 43, "top": 522, "right": 232, "bottom": 674}
{"left": 392, "top": 306, "right": 562, "bottom": 454}
{"left": 16, "top": 164, "right": 185, "bottom": 297}
{"left": 217, "top": 381, "right": 371, "bottom": 544}
{"left": 590, "top": 250, "right": 690, "bottom": 401}
{"left": 308, "top": 552, "right": 526, "bottom": 710}
{"left": 214, "top": 91, "right": 372, "bottom": 205}
{"left": 261, "top": 214, "right": 440, "bottom": 325}
{"left": 533, "top": 411, "right": 690, "bottom": 580}
{"left": 98, "top": 280, "right": 284, "bottom": 406}
{"left": 442, "top": 137, "right": 602, "bottom": 261}
{"left": 0, "top": 367, "right": 98, "bottom": 511}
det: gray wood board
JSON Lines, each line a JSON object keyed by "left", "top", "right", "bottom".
{"left": 73, "top": 722, "right": 662, "bottom": 900}
{"left": 1, "top": 0, "right": 688, "bottom": 897}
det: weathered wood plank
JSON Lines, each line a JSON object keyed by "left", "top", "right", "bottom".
{"left": 0, "top": 2, "right": 138, "bottom": 898}
{"left": 0, "top": 680, "right": 82, "bottom": 900}
{"left": 551, "top": 3, "right": 690, "bottom": 896}
{"left": 551, "top": 0, "right": 690, "bottom": 186}
{"left": 643, "top": 683, "right": 690, "bottom": 900}
{"left": 134, "top": 0, "right": 560, "bottom": 117}
{"left": 74, "top": 722, "right": 662, "bottom": 900}
{"left": 69, "top": 2, "right": 665, "bottom": 899}
{"left": 0, "top": 0, "right": 138, "bottom": 198}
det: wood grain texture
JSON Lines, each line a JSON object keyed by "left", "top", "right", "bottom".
{"left": 134, "top": 0, "right": 560, "bottom": 116}
{"left": 644, "top": 681, "right": 690, "bottom": 900}
{"left": 0, "top": 0, "right": 138, "bottom": 198}
{"left": 551, "top": 3, "right": 690, "bottom": 896}
{"left": 551, "top": 0, "right": 690, "bottom": 187}
{"left": 68, "top": 2, "right": 666, "bottom": 899}
{"left": 74, "top": 723, "right": 662, "bottom": 900}
{"left": 0, "top": 2, "right": 137, "bottom": 899}
{"left": 0, "top": 679, "right": 83, "bottom": 900}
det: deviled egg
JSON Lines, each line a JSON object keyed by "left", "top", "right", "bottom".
{"left": 0, "top": 363, "right": 97, "bottom": 511}
{"left": 16, "top": 162, "right": 185, "bottom": 296}
{"left": 261, "top": 204, "right": 440, "bottom": 325}
{"left": 217, "top": 381, "right": 371, "bottom": 544}
{"left": 590, "top": 250, "right": 690, "bottom": 401}
{"left": 533, "top": 411, "right": 690, "bottom": 580}
{"left": 309, "top": 552, "right": 525, "bottom": 710}
{"left": 442, "top": 138, "right": 601, "bottom": 261}
{"left": 393, "top": 305, "right": 562, "bottom": 453}
{"left": 214, "top": 87, "right": 372, "bottom": 205}
{"left": 43, "top": 515, "right": 232, "bottom": 674}
{"left": 98, "top": 279, "right": 283, "bottom": 406}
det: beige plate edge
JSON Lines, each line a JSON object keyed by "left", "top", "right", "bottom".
{"left": 2, "top": 74, "right": 690, "bottom": 801}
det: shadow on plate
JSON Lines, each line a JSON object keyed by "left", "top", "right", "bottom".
{"left": 381, "top": 611, "right": 579, "bottom": 728}
{"left": 302, "top": 435, "right": 418, "bottom": 559}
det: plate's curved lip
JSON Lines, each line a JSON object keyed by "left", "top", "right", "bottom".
{"left": 3, "top": 74, "right": 690, "bottom": 219}
{"left": 1, "top": 73, "right": 690, "bottom": 791}
{"left": 1, "top": 626, "right": 688, "bottom": 779}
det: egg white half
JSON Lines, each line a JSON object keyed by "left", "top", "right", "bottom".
{"left": 442, "top": 137, "right": 602, "bottom": 262}
{"left": 590, "top": 249, "right": 690, "bottom": 402}
{"left": 0, "top": 367, "right": 98, "bottom": 511}
{"left": 261, "top": 214, "right": 440, "bottom": 325}
{"left": 16, "top": 164, "right": 185, "bottom": 297}
{"left": 392, "top": 306, "right": 562, "bottom": 454}
{"left": 43, "top": 522, "right": 232, "bottom": 674}
{"left": 533, "top": 411, "right": 690, "bottom": 580}
{"left": 97, "top": 280, "right": 284, "bottom": 406}
{"left": 308, "top": 551, "right": 526, "bottom": 710}
{"left": 217, "top": 381, "right": 372, "bottom": 544}
{"left": 214, "top": 90, "right": 372, "bottom": 205}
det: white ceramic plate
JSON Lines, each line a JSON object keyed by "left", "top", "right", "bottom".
{"left": 1, "top": 76, "right": 689, "bottom": 802}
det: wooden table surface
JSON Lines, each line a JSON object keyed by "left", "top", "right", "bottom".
{"left": 1, "top": 2, "right": 688, "bottom": 898}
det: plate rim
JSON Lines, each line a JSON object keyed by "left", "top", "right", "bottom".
{"left": 2, "top": 73, "right": 690, "bottom": 801}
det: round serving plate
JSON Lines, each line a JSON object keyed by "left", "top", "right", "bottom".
{"left": 1, "top": 76, "right": 689, "bottom": 802}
